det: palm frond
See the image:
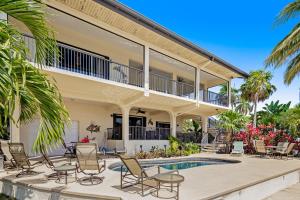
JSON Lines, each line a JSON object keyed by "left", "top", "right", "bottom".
{"left": 265, "top": 23, "right": 300, "bottom": 67}
{"left": 284, "top": 53, "right": 300, "bottom": 84}
{"left": 0, "top": 0, "right": 57, "bottom": 65}
{"left": 0, "top": 21, "right": 69, "bottom": 153}
{"left": 275, "top": 0, "right": 300, "bottom": 24}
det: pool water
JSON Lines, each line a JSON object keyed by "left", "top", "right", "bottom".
{"left": 160, "top": 161, "right": 226, "bottom": 170}
{"left": 111, "top": 160, "right": 227, "bottom": 172}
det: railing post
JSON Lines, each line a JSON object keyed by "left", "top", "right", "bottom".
{"left": 158, "top": 128, "right": 160, "bottom": 140}
{"left": 144, "top": 45, "right": 150, "bottom": 96}
{"left": 90, "top": 56, "right": 93, "bottom": 76}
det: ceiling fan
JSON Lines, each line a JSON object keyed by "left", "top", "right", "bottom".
{"left": 136, "top": 108, "right": 146, "bottom": 114}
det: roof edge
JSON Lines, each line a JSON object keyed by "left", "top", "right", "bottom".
{"left": 94, "top": 0, "right": 248, "bottom": 78}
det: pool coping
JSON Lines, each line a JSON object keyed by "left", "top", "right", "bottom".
{"left": 108, "top": 156, "right": 241, "bottom": 170}
{"left": 0, "top": 176, "right": 121, "bottom": 200}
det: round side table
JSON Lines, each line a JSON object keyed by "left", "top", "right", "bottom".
{"left": 153, "top": 173, "right": 184, "bottom": 200}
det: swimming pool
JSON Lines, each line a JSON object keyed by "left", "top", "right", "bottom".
{"left": 109, "top": 157, "right": 240, "bottom": 171}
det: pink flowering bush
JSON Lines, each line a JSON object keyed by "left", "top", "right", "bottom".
{"left": 234, "top": 123, "right": 295, "bottom": 153}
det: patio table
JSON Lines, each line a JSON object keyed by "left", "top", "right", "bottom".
{"left": 153, "top": 173, "right": 184, "bottom": 200}
{"left": 265, "top": 145, "right": 277, "bottom": 156}
{"left": 54, "top": 164, "right": 77, "bottom": 184}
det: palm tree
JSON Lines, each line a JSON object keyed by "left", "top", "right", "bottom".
{"left": 235, "top": 98, "right": 253, "bottom": 115}
{"left": 218, "top": 110, "right": 249, "bottom": 149}
{"left": 240, "top": 70, "right": 276, "bottom": 127}
{"left": 0, "top": 0, "right": 69, "bottom": 152}
{"left": 219, "top": 84, "right": 239, "bottom": 108}
{"left": 265, "top": 0, "right": 300, "bottom": 84}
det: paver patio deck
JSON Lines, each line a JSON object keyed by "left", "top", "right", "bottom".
{"left": 1, "top": 153, "right": 300, "bottom": 200}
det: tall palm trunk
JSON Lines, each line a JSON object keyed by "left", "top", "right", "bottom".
{"left": 253, "top": 94, "right": 258, "bottom": 128}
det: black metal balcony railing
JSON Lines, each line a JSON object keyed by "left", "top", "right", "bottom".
{"left": 200, "top": 90, "right": 229, "bottom": 107}
{"left": 129, "top": 126, "right": 170, "bottom": 140}
{"left": 150, "top": 73, "right": 195, "bottom": 99}
{"left": 23, "top": 35, "right": 144, "bottom": 88}
{"left": 107, "top": 127, "right": 170, "bottom": 140}
{"left": 107, "top": 127, "right": 122, "bottom": 140}
{"left": 23, "top": 36, "right": 230, "bottom": 106}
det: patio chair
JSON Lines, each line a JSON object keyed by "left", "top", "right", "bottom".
{"left": 231, "top": 141, "right": 244, "bottom": 156}
{"left": 275, "top": 143, "right": 295, "bottom": 159}
{"left": 274, "top": 142, "right": 289, "bottom": 158}
{"left": 119, "top": 154, "right": 178, "bottom": 196}
{"left": 8, "top": 143, "right": 43, "bottom": 177}
{"left": 76, "top": 143, "right": 106, "bottom": 185}
{"left": 99, "top": 146, "right": 116, "bottom": 156}
{"left": 275, "top": 142, "right": 285, "bottom": 153}
{"left": 254, "top": 140, "right": 267, "bottom": 157}
{"left": 40, "top": 147, "right": 69, "bottom": 179}
{"left": 0, "top": 141, "right": 16, "bottom": 169}
{"left": 62, "top": 140, "right": 76, "bottom": 161}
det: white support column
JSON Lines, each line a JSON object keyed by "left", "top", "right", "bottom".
{"left": 10, "top": 100, "right": 21, "bottom": 142}
{"left": 201, "top": 116, "right": 209, "bottom": 144}
{"left": 170, "top": 112, "right": 177, "bottom": 137}
{"left": 196, "top": 68, "right": 201, "bottom": 105}
{"left": 144, "top": 45, "right": 150, "bottom": 96}
{"left": 121, "top": 106, "right": 130, "bottom": 152}
{"left": 228, "top": 79, "right": 232, "bottom": 108}
{"left": 202, "top": 116, "right": 208, "bottom": 133}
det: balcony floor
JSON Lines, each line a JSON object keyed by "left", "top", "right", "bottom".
{"left": 44, "top": 68, "right": 228, "bottom": 116}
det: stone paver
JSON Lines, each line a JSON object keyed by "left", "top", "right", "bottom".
{"left": 264, "top": 183, "right": 300, "bottom": 200}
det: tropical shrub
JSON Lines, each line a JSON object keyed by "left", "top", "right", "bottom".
{"left": 136, "top": 136, "right": 200, "bottom": 159}
{"left": 256, "top": 101, "right": 291, "bottom": 127}
{"left": 218, "top": 110, "right": 250, "bottom": 143}
{"left": 234, "top": 123, "right": 294, "bottom": 153}
{"left": 183, "top": 142, "right": 200, "bottom": 156}
{"left": 279, "top": 104, "right": 300, "bottom": 137}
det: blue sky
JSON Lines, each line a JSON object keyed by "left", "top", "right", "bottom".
{"left": 119, "top": 0, "right": 299, "bottom": 109}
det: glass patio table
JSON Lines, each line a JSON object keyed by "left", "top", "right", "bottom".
{"left": 153, "top": 173, "right": 184, "bottom": 200}
{"left": 54, "top": 164, "right": 77, "bottom": 184}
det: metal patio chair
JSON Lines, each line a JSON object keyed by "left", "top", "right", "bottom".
{"left": 40, "top": 147, "right": 69, "bottom": 179}
{"left": 9, "top": 143, "right": 42, "bottom": 177}
{"left": 275, "top": 143, "right": 295, "bottom": 159}
{"left": 254, "top": 140, "right": 268, "bottom": 157}
{"left": 231, "top": 141, "right": 244, "bottom": 156}
{"left": 0, "top": 141, "right": 16, "bottom": 169}
{"left": 119, "top": 154, "right": 178, "bottom": 196}
{"left": 273, "top": 142, "right": 289, "bottom": 158}
{"left": 62, "top": 140, "right": 76, "bottom": 161}
{"left": 76, "top": 143, "right": 106, "bottom": 185}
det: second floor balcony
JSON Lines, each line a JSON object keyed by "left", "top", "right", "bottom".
{"left": 24, "top": 34, "right": 229, "bottom": 107}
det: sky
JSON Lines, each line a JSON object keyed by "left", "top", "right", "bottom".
{"left": 119, "top": 0, "right": 300, "bottom": 109}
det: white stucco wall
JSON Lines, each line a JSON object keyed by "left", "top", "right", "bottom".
{"left": 19, "top": 99, "right": 172, "bottom": 156}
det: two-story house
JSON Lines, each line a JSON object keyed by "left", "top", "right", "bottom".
{"left": 8, "top": 0, "right": 248, "bottom": 155}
